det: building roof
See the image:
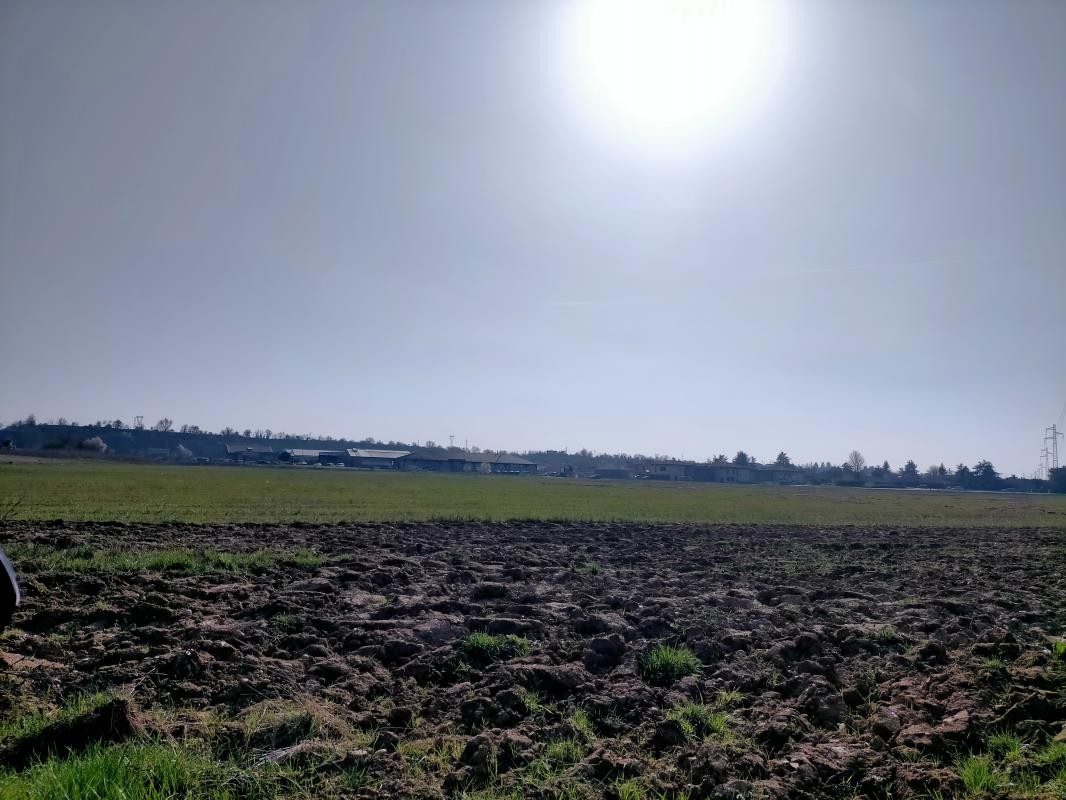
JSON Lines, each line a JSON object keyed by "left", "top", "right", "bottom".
{"left": 401, "top": 451, "right": 535, "bottom": 466}
{"left": 225, "top": 444, "right": 274, "bottom": 455}
{"left": 286, "top": 449, "right": 345, "bottom": 458}
{"left": 347, "top": 449, "right": 411, "bottom": 459}
{"left": 484, "top": 453, "right": 536, "bottom": 465}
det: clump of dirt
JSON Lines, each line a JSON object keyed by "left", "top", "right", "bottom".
{"left": 0, "top": 520, "right": 1063, "bottom": 798}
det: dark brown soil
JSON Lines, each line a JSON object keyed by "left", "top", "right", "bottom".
{"left": 1, "top": 522, "right": 1064, "bottom": 799}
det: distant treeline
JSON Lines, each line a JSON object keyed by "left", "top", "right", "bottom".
{"left": 1, "top": 415, "right": 1062, "bottom": 493}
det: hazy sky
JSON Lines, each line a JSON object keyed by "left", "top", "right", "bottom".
{"left": 2, "top": 0, "right": 1064, "bottom": 475}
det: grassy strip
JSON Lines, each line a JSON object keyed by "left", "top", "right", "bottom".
{"left": 0, "top": 740, "right": 257, "bottom": 800}
{"left": 3, "top": 461, "right": 1066, "bottom": 526}
{"left": 6, "top": 545, "right": 323, "bottom": 575}
{"left": 0, "top": 694, "right": 113, "bottom": 746}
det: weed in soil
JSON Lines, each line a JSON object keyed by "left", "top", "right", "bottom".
{"left": 638, "top": 645, "right": 701, "bottom": 686}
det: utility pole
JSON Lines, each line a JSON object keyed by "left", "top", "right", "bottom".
{"left": 1046, "top": 425, "right": 1062, "bottom": 472}
{"left": 449, "top": 434, "right": 454, "bottom": 448}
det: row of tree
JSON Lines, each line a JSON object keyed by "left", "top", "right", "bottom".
{"left": 2, "top": 417, "right": 1051, "bottom": 491}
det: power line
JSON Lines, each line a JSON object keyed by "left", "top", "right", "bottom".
{"left": 1046, "top": 425, "right": 1063, "bottom": 473}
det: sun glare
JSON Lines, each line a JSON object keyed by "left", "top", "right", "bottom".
{"left": 568, "top": 0, "right": 783, "bottom": 150}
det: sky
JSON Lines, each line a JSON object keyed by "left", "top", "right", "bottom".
{"left": 1, "top": 0, "right": 1064, "bottom": 476}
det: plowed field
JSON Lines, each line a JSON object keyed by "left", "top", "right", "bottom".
{"left": 1, "top": 522, "right": 1064, "bottom": 799}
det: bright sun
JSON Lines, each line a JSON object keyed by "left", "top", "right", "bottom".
{"left": 569, "top": 0, "right": 782, "bottom": 148}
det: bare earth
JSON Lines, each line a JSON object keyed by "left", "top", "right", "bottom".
{"left": 1, "top": 522, "right": 1064, "bottom": 799}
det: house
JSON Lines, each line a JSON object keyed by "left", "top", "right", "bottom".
{"left": 399, "top": 452, "right": 537, "bottom": 474}
{"left": 345, "top": 448, "right": 411, "bottom": 469}
{"left": 225, "top": 444, "right": 275, "bottom": 463}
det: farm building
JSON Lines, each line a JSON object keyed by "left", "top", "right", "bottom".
{"left": 643, "top": 462, "right": 690, "bottom": 481}
{"left": 687, "top": 463, "right": 758, "bottom": 483}
{"left": 280, "top": 449, "right": 346, "bottom": 465}
{"left": 593, "top": 467, "right": 634, "bottom": 480}
{"left": 636, "top": 461, "right": 803, "bottom": 484}
{"left": 225, "top": 444, "right": 275, "bottom": 463}
{"left": 400, "top": 452, "right": 536, "bottom": 474}
{"left": 345, "top": 448, "right": 411, "bottom": 469}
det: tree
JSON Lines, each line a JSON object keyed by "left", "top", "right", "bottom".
{"left": 112, "top": 419, "right": 125, "bottom": 430}
{"left": 900, "top": 460, "right": 919, "bottom": 479}
{"left": 734, "top": 451, "right": 750, "bottom": 465}
{"left": 937, "top": 463, "right": 947, "bottom": 477}
{"left": 712, "top": 454, "right": 728, "bottom": 464}
{"left": 881, "top": 460, "right": 891, "bottom": 473}
{"left": 972, "top": 460, "right": 1000, "bottom": 490}
{"left": 154, "top": 418, "right": 173, "bottom": 432}
{"left": 954, "top": 464, "right": 972, "bottom": 487}
{"left": 847, "top": 450, "right": 865, "bottom": 473}
{"left": 220, "top": 427, "right": 236, "bottom": 437}
{"left": 242, "top": 429, "right": 252, "bottom": 438}
{"left": 1049, "top": 467, "right": 1066, "bottom": 493}
{"left": 775, "top": 452, "right": 792, "bottom": 467}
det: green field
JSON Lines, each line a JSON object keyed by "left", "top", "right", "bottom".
{"left": 2, "top": 459, "right": 1065, "bottom": 527}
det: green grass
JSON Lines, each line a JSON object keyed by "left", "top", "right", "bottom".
{"left": 5, "top": 545, "right": 309, "bottom": 576}
{"left": 714, "top": 689, "right": 744, "bottom": 708}
{"left": 985, "top": 729, "right": 1024, "bottom": 761}
{"left": 0, "top": 693, "right": 113, "bottom": 745}
{"left": 956, "top": 754, "right": 1006, "bottom": 796}
{"left": 543, "top": 738, "right": 584, "bottom": 766}
{"left": 638, "top": 645, "right": 702, "bottom": 686}
{"left": 0, "top": 741, "right": 245, "bottom": 800}
{"left": 569, "top": 709, "right": 595, "bottom": 740}
{"left": 665, "top": 702, "right": 730, "bottom": 742}
{"left": 3, "top": 460, "right": 1066, "bottom": 526}
{"left": 456, "top": 632, "right": 532, "bottom": 662}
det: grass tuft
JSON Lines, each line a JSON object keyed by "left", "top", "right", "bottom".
{"left": 457, "top": 633, "right": 532, "bottom": 662}
{"left": 569, "top": 709, "right": 595, "bottom": 741}
{"left": 984, "top": 728, "right": 1023, "bottom": 761}
{"left": 956, "top": 754, "right": 1005, "bottom": 796}
{"left": 665, "top": 702, "right": 729, "bottom": 742}
{"left": 638, "top": 645, "right": 701, "bottom": 686}
{"left": 544, "top": 738, "right": 584, "bottom": 767}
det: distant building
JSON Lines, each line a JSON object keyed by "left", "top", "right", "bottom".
{"left": 636, "top": 461, "right": 801, "bottom": 484}
{"left": 643, "top": 462, "right": 690, "bottom": 481}
{"left": 225, "top": 444, "right": 275, "bottom": 463}
{"left": 400, "top": 451, "right": 537, "bottom": 474}
{"left": 280, "top": 448, "right": 345, "bottom": 465}
{"left": 345, "top": 448, "right": 411, "bottom": 469}
{"left": 593, "top": 466, "right": 634, "bottom": 480}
